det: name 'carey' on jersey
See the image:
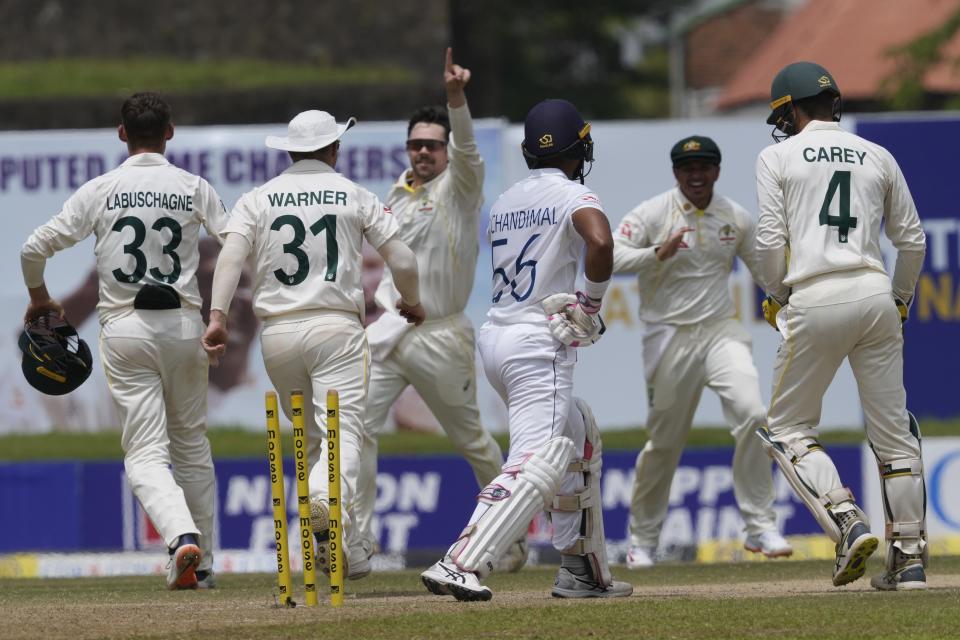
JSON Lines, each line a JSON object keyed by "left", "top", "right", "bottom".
{"left": 267, "top": 190, "right": 348, "bottom": 207}
{"left": 490, "top": 207, "right": 557, "bottom": 233}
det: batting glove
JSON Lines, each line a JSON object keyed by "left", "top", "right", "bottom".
{"left": 541, "top": 293, "right": 606, "bottom": 347}
{"left": 761, "top": 296, "right": 783, "bottom": 332}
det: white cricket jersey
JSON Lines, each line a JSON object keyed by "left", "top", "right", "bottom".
{"left": 756, "top": 120, "right": 926, "bottom": 305}
{"left": 225, "top": 159, "right": 398, "bottom": 321}
{"left": 486, "top": 168, "right": 604, "bottom": 325}
{"left": 375, "top": 103, "right": 484, "bottom": 319}
{"left": 21, "top": 153, "right": 229, "bottom": 325}
{"left": 612, "top": 187, "right": 762, "bottom": 325}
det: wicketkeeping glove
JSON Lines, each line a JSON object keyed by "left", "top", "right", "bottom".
{"left": 541, "top": 293, "right": 606, "bottom": 347}
{"left": 761, "top": 296, "right": 783, "bottom": 331}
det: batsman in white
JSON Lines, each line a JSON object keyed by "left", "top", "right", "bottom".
{"left": 356, "top": 48, "right": 525, "bottom": 570}
{"left": 20, "top": 93, "right": 229, "bottom": 590}
{"left": 202, "top": 110, "right": 425, "bottom": 580}
{"left": 755, "top": 61, "right": 928, "bottom": 590}
{"left": 612, "top": 135, "right": 791, "bottom": 568}
{"left": 420, "top": 98, "right": 633, "bottom": 601}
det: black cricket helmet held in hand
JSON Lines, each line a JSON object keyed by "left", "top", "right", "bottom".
{"left": 767, "top": 61, "right": 841, "bottom": 140}
{"left": 18, "top": 311, "right": 92, "bottom": 395}
{"left": 521, "top": 99, "right": 594, "bottom": 182}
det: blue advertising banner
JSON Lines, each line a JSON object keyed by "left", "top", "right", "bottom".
{"left": 0, "top": 444, "right": 862, "bottom": 555}
{"left": 855, "top": 117, "right": 960, "bottom": 418}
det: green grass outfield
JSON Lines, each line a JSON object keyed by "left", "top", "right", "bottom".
{"left": 2, "top": 419, "right": 958, "bottom": 461}
{"left": 2, "top": 558, "right": 959, "bottom": 639}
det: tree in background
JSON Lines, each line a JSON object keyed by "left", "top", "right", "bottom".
{"left": 451, "top": 0, "right": 692, "bottom": 121}
{"left": 882, "top": 4, "right": 960, "bottom": 111}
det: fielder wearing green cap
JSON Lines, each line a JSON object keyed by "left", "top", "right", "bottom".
{"left": 754, "top": 61, "right": 929, "bottom": 591}
{"left": 612, "top": 134, "right": 791, "bottom": 568}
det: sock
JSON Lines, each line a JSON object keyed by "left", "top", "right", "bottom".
{"left": 169, "top": 533, "right": 200, "bottom": 554}
{"left": 560, "top": 554, "right": 590, "bottom": 577}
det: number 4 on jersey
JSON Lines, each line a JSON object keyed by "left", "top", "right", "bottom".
{"left": 819, "top": 170, "right": 858, "bottom": 243}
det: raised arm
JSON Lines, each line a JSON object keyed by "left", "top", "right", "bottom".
{"left": 444, "top": 47, "right": 484, "bottom": 209}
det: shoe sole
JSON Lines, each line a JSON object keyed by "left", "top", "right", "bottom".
{"left": 169, "top": 544, "right": 201, "bottom": 590}
{"left": 420, "top": 575, "right": 492, "bottom": 602}
{"left": 551, "top": 587, "right": 634, "bottom": 599}
{"left": 833, "top": 534, "right": 879, "bottom": 586}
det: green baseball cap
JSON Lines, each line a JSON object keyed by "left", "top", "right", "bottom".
{"left": 670, "top": 135, "right": 721, "bottom": 166}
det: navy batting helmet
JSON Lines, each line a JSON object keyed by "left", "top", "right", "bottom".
{"left": 18, "top": 312, "right": 92, "bottom": 395}
{"left": 521, "top": 99, "right": 594, "bottom": 182}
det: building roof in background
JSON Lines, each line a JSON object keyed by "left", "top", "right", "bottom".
{"left": 716, "top": 0, "right": 960, "bottom": 110}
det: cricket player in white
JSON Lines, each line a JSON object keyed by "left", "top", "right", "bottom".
{"left": 613, "top": 135, "right": 790, "bottom": 568}
{"left": 20, "top": 93, "right": 228, "bottom": 590}
{"left": 356, "top": 49, "right": 522, "bottom": 568}
{"left": 755, "top": 62, "right": 928, "bottom": 590}
{"left": 420, "top": 99, "right": 632, "bottom": 601}
{"left": 202, "top": 110, "right": 424, "bottom": 581}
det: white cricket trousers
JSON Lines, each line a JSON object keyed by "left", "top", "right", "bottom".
{"left": 629, "top": 317, "right": 777, "bottom": 548}
{"left": 355, "top": 314, "right": 503, "bottom": 544}
{"left": 475, "top": 321, "right": 585, "bottom": 552}
{"left": 259, "top": 311, "right": 368, "bottom": 556}
{"left": 100, "top": 308, "right": 215, "bottom": 570}
{"left": 768, "top": 293, "right": 922, "bottom": 550}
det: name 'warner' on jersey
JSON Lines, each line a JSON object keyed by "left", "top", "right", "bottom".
{"left": 21, "top": 153, "right": 229, "bottom": 324}
{"left": 487, "top": 168, "right": 604, "bottom": 325}
{"left": 756, "top": 121, "right": 926, "bottom": 302}
{"left": 225, "top": 160, "right": 399, "bottom": 320}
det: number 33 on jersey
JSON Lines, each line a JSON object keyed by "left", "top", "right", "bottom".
{"left": 224, "top": 161, "right": 398, "bottom": 319}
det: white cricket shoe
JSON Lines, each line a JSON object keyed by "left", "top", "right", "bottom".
{"left": 551, "top": 567, "right": 634, "bottom": 598}
{"left": 625, "top": 545, "right": 656, "bottom": 569}
{"left": 496, "top": 537, "right": 529, "bottom": 573}
{"left": 871, "top": 548, "right": 927, "bottom": 591}
{"left": 744, "top": 531, "right": 794, "bottom": 558}
{"left": 421, "top": 560, "right": 492, "bottom": 602}
{"left": 310, "top": 498, "right": 331, "bottom": 576}
{"left": 166, "top": 542, "right": 201, "bottom": 590}
{"left": 346, "top": 537, "right": 373, "bottom": 581}
{"left": 311, "top": 497, "right": 371, "bottom": 580}
{"left": 195, "top": 570, "right": 217, "bottom": 589}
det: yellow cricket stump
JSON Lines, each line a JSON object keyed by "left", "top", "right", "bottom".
{"left": 264, "top": 391, "right": 294, "bottom": 607}
{"left": 290, "top": 390, "right": 318, "bottom": 607}
{"left": 327, "top": 389, "right": 344, "bottom": 608}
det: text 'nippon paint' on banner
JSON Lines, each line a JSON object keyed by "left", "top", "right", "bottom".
{"left": 0, "top": 447, "right": 847, "bottom": 555}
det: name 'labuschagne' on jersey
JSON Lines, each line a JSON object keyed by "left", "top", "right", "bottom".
{"left": 802, "top": 146, "right": 867, "bottom": 165}
{"left": 489, "top": 207, "right": 557, "bottom": 233}
{"left": 267, "top": 190, "right": 348, "bottom": 207}
{"left": 105, "top": 192, "right": 193, "bottom": 211}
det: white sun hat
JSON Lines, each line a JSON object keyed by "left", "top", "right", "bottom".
{"left": 265, "top": 110, "right": 357, "bottom": 152}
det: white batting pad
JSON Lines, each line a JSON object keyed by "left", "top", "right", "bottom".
{"left": 448, "top": 436, "right": 574, "bottom": 577}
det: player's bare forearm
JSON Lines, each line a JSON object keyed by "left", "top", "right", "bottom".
{"left": 573, "top": 208, "right": 613, "bottom": 282}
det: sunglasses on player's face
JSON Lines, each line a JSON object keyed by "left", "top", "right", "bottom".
{"left": 406, "top": 139, "right": 447, "bottom": 152}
